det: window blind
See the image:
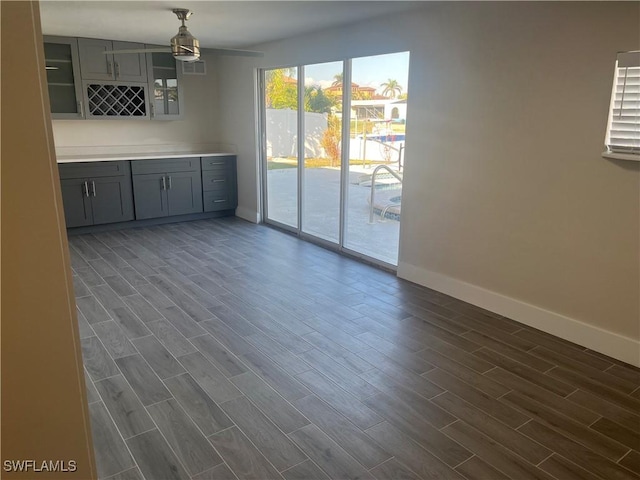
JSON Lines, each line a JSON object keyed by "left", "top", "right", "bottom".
{"left": 605, "top": 51, "right": 640, "bottom": 154}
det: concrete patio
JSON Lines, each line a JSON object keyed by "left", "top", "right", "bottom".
{"left": 266, "top": 165, "right": 402, "bottom": 265}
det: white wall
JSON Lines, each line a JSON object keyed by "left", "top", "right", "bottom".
{"left": 52, "top": 50, "right": 222, "bottom": 155}
{"left": 216, "top": 2, "right": 640, "bottom": 365}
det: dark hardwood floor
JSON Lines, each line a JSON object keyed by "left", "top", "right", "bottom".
{"left": 69, "top": 217, "right": 640, "bottom": 480}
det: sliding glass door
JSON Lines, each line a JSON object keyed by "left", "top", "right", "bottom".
{"left": 261, "top": 52, "right": 409, "bottom": 266}
{"left": 263, "top": 67, "right": 298, "bottom": 229}
{"left": 302, "top": 62, "right": 343, "bottom": 244}
{"left": 344, "top": 52, "right": 408, "bottom": 265}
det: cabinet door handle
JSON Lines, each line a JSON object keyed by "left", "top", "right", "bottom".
{"left": 115, "top": 62, "right": 120, "bottom": 78}
{"left": 83, "top": 181, "right": 90, "bottom": 197}
{"left": 106, "top": 61, "right": 112, "bottom": 76}
{"left": 91, "top": 181, "right": 96, "bottom": 197}
{"left": 77, "top": 101, "right": 84, "bottom": 118}
{"left": 161, "top": 176, "right": 166, "bottom": 190}
{"left": 167, "top": 176, "right": 172, "bottom": 189}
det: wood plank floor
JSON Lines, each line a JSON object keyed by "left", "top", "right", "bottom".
{"left": 70, "top": 217, "right": 640, "bottom": 480}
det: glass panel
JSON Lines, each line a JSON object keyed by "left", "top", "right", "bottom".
{"left": 154, "top": 79, "right": 165, "bottom": 114}
{"left": 345, "top": 51, "right": 410, "bottom": 265}
{"left": 45, "top": 43, "right": 73, "bottom": 62}
{"left": 44, "top": 42, "right": 78, "bottom": 114}
{"left": 48, "top": 85, "right": 77, "bottom": 114}
{"left": 166, "top": 79, "right": 179, "bottom": 114}
{"left": 302, "top": 61, "right": 343, "bottom": 243}
{"left": 151, "top": 53, "right": 179, "bottom": 116}
{"left": 264, "top": 67, "right": 298, "bottom": 228}
{"left": 45, "top": 62, "right": 75, "bottom": 84}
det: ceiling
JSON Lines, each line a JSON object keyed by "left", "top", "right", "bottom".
{"left": 40, "top": 1, "right": 425, "bottom": 49}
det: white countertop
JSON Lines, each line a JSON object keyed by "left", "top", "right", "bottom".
{"left": 56, "top": 151, "right": 234, "bottom": 163}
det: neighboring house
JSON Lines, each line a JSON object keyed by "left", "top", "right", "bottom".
{"left": 325, "top": 82, "right": 380, "bottom": 100}
{"left": 386, "top": 100, "right": 407, "bottom": 121}
{"left": 282, "top": 75, "right": 297, "bottom": 85}
{"left": 349, "top": 99, "right": 407, "bottom": 121}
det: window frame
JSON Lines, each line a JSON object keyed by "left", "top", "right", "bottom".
{"left": 603, "top": 51, "right": 640, "bottom": 162}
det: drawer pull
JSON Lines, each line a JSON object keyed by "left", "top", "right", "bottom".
{"left": 213, "top": 199, "right": 226, "bottom": 203}
{"left": 213, "top": 179, "right": 225, "bottom": 183}
{"left": 209, "top": 162, "right": 224, "bottom": 165}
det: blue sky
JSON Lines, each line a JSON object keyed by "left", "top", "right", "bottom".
{"left": 302, "top": 51, "right": 410, "bottom": 94}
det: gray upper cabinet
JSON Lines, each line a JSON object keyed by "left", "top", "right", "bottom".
{"left": 78, "top": 38, "right": 147, "bottom": 82}
{"left": 58, "top": 162, "right": 134, "bottom": 228}
{"left": 43, "top": 36, "right": 84, "bottom": 119}
{"left": 77, "top": 38, "right": 113, "bottom": 81}
{"left": 78, "top": 39, "right": 150, "bottom": 119}
{"left": 113, "top": 41, "right": 148, "bottom": 82}
{"left": 146, "top": 49, "right": 184, "bottom": 120}
{"left": 47, "top": 36, "right": 184, "bottom": 121}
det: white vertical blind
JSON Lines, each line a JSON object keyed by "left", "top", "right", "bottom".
{"left": 605, "top": 51, "right": 640, "bottom": 154}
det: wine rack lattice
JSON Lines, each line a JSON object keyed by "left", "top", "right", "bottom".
{"left": 87, "top": 84, "right": 147, "bottom": 117}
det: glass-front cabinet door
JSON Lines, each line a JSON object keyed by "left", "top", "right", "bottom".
{"left": 43, "top": 36, "right": 84, "bottom": 119}
{"left": 146, "top": 50, "right": 183, "bottom": 120}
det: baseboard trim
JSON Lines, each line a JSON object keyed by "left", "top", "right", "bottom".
{"left": 235, "top": 206, "right": 260, "bottom": 224}
{"left": 397, "top": 262, "right": 640, "bottom": 367}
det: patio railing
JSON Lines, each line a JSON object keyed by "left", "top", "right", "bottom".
{"left": 369, "top": 164, "right": 403, "bottom": 223}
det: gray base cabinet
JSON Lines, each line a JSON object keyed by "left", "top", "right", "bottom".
{"left": 60, "top": 178, "right": 93, "bottom": 227}
{"left": 59, "top": 162, "right": 134, "bottom": 228}
{"left": 166, "top": 171, "right": 203, "bottom": 215}
{"left": 91, "top": 176, "right": 136, "bottom": 224}
{"left": 201, "top": 156, "right": 237, "bottom": 212}
{"left": 131, "top": 158, "right": 203, "bottom": 220}
{"left": 131, "top": 173, "right": 167, "bottom": 219}
{"left": 59, "top": 156, "right": 235, "bottom": 229}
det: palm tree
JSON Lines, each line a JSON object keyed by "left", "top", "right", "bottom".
{"left": 381, "top": 79, "right": 403, "bottom": 99}
{"left": 332, "top": 73, "right": 343, "bottom": 86}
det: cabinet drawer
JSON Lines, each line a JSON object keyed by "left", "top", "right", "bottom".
{"left": 58, "top": 160, "right": 130, "bottom": 179}
{"left": 203, "top": 191, "right": 234, "bottom": 212}
{"left": 131, "top": 157, "right": 200, "bottom": 175}
{"left": 201, "top": 155, "right": 235, "bottom": 171}
{"left": 202, "top": 170, "right": 233, "bottom": 192}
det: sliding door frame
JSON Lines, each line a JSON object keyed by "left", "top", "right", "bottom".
{"left": 259, "top": 61, "right": 398, "bottom": 271}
